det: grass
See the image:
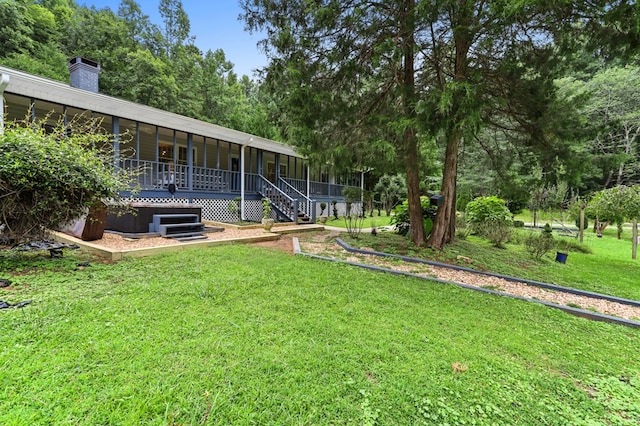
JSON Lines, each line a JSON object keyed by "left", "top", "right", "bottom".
{"left": 344, "top": 226, "right": 640, "bottom": 301}
{"left": 322, "top": 211, "right": 394, "bottom": 229}
{"left": 1, "top": 239, "right": 640, "bottom": 424}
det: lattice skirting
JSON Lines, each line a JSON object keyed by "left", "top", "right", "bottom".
{"left": 124, "top": 197, "right": 359, "bottom": 222}
{"left": 194, "top": 198, "right": 262, "bottom": 222}
{"left": 125, "top": 197, "right": 263, "bottom": 222}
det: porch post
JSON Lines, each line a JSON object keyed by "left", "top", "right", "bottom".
{"left": 0, "top": 73, "right": 9, "bottom": 134}
{"left": 112, "top": 117, "right": 120, "bottom": 168}
{"left": 240, "top": 138, "right": 253, "bottom": 221}
{"left": 187, "top": 133, "right": 193, "bottom": 191}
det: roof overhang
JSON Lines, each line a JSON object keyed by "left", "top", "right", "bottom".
{"left": 0, "top": 65, "right": 300, "bottom": 158}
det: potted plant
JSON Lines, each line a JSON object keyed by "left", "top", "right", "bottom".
{"left": 262, "top": 198, "right": 275, "bottom": 231}
{"left": 319, "top": 202, "right": 328, "bottom": 224}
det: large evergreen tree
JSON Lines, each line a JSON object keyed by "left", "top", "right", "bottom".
{"left": 241, "top": 0, "right": 639, "bottom": 248}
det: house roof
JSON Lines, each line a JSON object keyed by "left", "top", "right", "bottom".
{"left": 0, "top": 65, "right": 300, "bottom": 157}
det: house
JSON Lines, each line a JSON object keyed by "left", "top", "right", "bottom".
{"left": 0, "top": 60, "right": 362, "bottom": 224}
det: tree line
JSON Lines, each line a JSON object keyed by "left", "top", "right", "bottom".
{"left": 3, "top": 0, "right": 640, "bottom": 249}
{"left": 0, "top": 0, "right": 280, "bottom": 140}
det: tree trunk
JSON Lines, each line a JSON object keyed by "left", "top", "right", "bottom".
{"left": 401, "top": 0, "right": 426, "bottom": 246}
{"left": 428, "top": 132, "right": 460, "bottom": 249}
{"left": 406, "top": 129, "right": 425, "bottom": 246}
{"left": 427, "top": 5, "right": 470, "bottom": 249}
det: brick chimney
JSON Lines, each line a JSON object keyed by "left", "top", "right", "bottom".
{"left": 68, "top": 57, "right": 100, "bottom": 93}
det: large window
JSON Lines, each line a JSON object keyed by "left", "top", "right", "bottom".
{"left": 119, "top": 118, "right": 137, "bottom": 159}
{"left": 4, "top": 93, "right": 31, "bottom": 122}
{"left": 193, "top": 135, "right": 205, "bottom": 167}
{"left": 158, "top": 127, "right": 174, "bottom": 163}
{"left": 138, "top": 123, "right": 156, "bottom": 162}
{"left": 158, "top": 128, "right": 196, "bottom": 165}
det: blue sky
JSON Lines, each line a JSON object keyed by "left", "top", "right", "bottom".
{"left": 80, "top": 1, "right": 268, "bottom": 77}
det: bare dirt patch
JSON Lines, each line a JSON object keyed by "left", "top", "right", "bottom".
{"left": 252, "top": 235, "right": 295, "bottom": 254}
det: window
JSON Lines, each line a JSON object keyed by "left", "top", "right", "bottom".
{"left": 158, "top": 143, "right": 196, "bottom": 165}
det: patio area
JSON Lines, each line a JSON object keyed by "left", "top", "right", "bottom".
{"left": 52, "top": 222, "right": 324, "bottom": 262}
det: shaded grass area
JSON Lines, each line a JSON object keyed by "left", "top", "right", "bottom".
{"left": 344, "top": 227, "right": 640, "bottom": 301}
{"left": 1, "top": 244, "right": 640, "bottom": 424}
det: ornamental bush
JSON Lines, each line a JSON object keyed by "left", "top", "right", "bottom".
{"left": 0, "top": 116, "right": 134, "bottom": 245}
{"left": 465, "top": 196, "right": 513, "bottom": 247}
{"left": 524, "top": 223, "right": 555, "bottom": 259}
{"left": 391, "top": 196, "right": 437, "bottom": 238}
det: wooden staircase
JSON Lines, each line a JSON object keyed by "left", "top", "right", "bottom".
{"left": 297, "top": 211, "right": 312, "bottom": 224}
{"left": 258, "top": 175, "right": 316, "bottom": 224}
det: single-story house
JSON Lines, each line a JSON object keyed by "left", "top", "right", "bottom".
{"left": 0, "top": 59, "right": 362, "bottom": 224}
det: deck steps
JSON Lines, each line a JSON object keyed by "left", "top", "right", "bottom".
{"left": 149, "top": 213, "right": 206, "bottom": 240}
{"left": 173, "top": 235, "right": 209, "bottom": 242}
{"left": 297, "top": 212, "right": 312, "bottom": 224}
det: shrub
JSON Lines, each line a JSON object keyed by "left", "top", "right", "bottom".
{"left": 455, "top": 214, "right": 471, "bottom": 240}
{"left": 513, "top": 220, "right": 525, "bottom": 228}
{"left": 524, "top": 223, "right": 555, "bottom": 259}
{"left": 342, "top": 187, "right": 364, "bottom": 238}
{"left": 465, "top": 196, "right": 513, "bottom": 247}
{"left": 556, "top": 238, "right": 593, "bottom": 254}
{"left": 483, "top": 222, "right": 514, "bottom": 248}
{"left": 391, "top": 196, "right": 437, "bottom": 237}
{"left": 0, "top": 116, "right": 133, "bottom": 245}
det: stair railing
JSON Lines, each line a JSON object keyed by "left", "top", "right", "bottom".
{"left": 258, "top": 175, "right": 299, "bottom": 223}
{"left": 277, "top": 177, "right": 316, "bottom": 222}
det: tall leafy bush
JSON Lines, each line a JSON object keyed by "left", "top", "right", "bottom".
{"left": 391, "top": 196, "right": 436, "bottom": 238}
{"left": 0, "top": 116, "right": 133, "bottom": 245}
{"left": 465, "top": 196, "right": 513, "bottom": 247}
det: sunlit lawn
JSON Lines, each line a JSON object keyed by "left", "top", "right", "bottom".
{"left": 322, "top": 211, "right": 394, "bottom": 228}
{"left": 0, "top": 235, "right": 639, "bottom": 424}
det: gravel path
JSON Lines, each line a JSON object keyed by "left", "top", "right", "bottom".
{"left": 96, "top": 227, "right": 269, "bottom": 251}
{"left": 296, "top": 234, "right": 640, "bottom": 322}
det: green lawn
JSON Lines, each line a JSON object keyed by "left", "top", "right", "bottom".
{"left": 343, "top": 225, "right": 640, "bottom": 301}
{"left": 322, "top": 211, "right": 394, "bottom": 228}
{"left": 1, "top": 242, "right": 639, "bottom": 424}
